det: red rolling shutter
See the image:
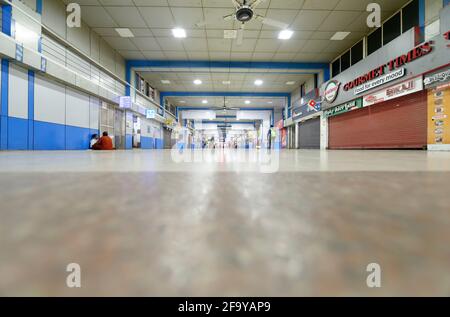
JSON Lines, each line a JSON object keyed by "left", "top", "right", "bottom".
{"left": 329, "top": 90, "right": 427, "bottom": 149}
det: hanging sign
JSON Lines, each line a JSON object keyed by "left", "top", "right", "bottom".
{"left": 119, "top": 96, "right": 132, "bottom": 109}
{"left": 146, "top": 109, "right": 156, "bottom": 119}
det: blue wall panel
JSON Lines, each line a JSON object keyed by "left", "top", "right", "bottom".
{"left": 1, "top": 116, "right": 8, "bottom": 149}
{"left": 125, "top": 134, "right": 132, "bottom": 149}
{"left": 66, "top": 125, "right": 91, "bottom": 150}
{"left": 34, "top": 120, "right": 66, "bottom": 150}
{"left": 141, "top": 136, "right": 154, "bottom": 149}
{"left": 8, "top": 116, "right": 28, "bottom": 150}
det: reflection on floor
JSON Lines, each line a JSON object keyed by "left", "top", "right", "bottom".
{"left": 0, "top": 149, "right": 449, "bottom": 296}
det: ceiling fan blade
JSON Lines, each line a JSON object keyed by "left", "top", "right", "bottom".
{"left": 256, "top": 15, "right": 289, "bottom": 29}
{"left": 236, "top": 23, "right": 245, "bottom": 46}
{"left": 232, "top": 0, "right": 242, "bottom": 9}
{"left": 223, "top": 14, "right": 235, "bottom": 21}
{"left": 250, "top": 0, "right": 266, "bottom": 9}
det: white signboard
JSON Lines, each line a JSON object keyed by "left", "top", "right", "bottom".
{"left": 363, "top": 76, "right": 423, "bottom": 107}
{"left": 146, "top": 109, "right": 156, "bottom": 119}
{"left": 355, "top": 68, "right": 406, "bottom": 95}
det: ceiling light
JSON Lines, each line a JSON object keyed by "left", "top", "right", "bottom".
{"left": 115, "top": 28, "right": 134, "bottom": 38}
{"left": 286, "top": 81, "right": 296, "bottom": 85}
{"left": 278, "top": 29, "right": 294, "bottom": 40}
{"left": 161, "top": 80, "right": 171, "bottom": 84}
{"left": 194, "top": 79, "right": 202, "bottom": 85}
{"left": 331, "top": 31, "right": 351, "bottom": 41}
{"left": 222, "top": 81, "right": 231, "bottom": 85}
{"left": 172, "top": 28, "right": 187, "bottom": 38}
{"left": 202, "top": 100, "right": 208, "bottom": 104}
{"left": 245, "top": 100, "right": 251, "bottom": 104}
{"left": 254, "top": 79, "right": 263, "bottom": 86}
{"left": 179, "top": 100, "right": 186, "bottom": 103}
{"left": 224, "top": 30, "right": 237, "bottom": 39}
{"left": 268, "top": 101, "right": 273, "bottom": 104}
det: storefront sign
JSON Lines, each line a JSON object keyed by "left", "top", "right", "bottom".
{"left": 292, "top": 102, "right": 321, "bottom": 120}
{"left": 146, "top": 109, "right": 156, "bottom": 119}
{"left": 324, "top": 80, "right": 340, "bottom": 103}
{"left": 363, "top": 76, "right": 423, "bottom": 107}
{"left": 424, "top": 67, "right": 450, "bottom": 88}
{"left": 343, "top": 41, "right": 433, "bottom": 92}
{"left": 428, "top": 86, "right": 450, "bottom": 148}
{"left": 323, "top": 98, "right": 363, "bottom": 118}
{"left": 119, "top": 96, "right": 132, "bottom": 109}
{"left": 354, "top": 68, "right": 405, "bottom": 95}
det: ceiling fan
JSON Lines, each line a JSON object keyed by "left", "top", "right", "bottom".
{"left": 196, "top": 0, "right": 289, "bottom": 46}
{"left": 210, "top": 97, "right": 240, "bottom": 112}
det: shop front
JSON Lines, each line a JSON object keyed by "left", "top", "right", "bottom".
{"left": 327, "top": 77, "right": 427, "bottom": 149}
{"left": 424, "top": 66, "right": 450, "bottom": 151}
{"left": 321, "top": 9, "right": 450, "bottom": 150}
{"left": 292, "top": 89, "right": 322, "bottom": 149}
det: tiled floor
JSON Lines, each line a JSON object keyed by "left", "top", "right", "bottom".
{"left": 0, "top": 149, "right": 449, "bottom": 296}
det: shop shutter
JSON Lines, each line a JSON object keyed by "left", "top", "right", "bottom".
{"left": 299, "top": 117, "right": 320, "bottom": 149}
{"left": 329, "top": 90, "right": 427, "bottom": 149}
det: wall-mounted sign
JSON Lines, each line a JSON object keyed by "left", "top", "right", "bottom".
{"left": 343, "top": 41, "right": 433, "bottom": 92}
{"left": 427, "top": 86, "right": 450, "bottom": 148}
{"left": 119, "top": 96, "right": 132, "bottom": 109}
{"left": 323, "top": 98, "right": 363, "bottom": 118}
{"left": 424, "top": 67, "right": 450, "bottom": 89}
{"left": 40, "top": 57, "right": 47, "bottom": 73}
{"left": 146, "top": 109, "right": 156, "bottom": 119}
{"left": 15, "top": 44, "right": 24, "bottom": 62}
{"left": 354, "top": 68, "right": 405, "bottom": 95}
{"left": 293, "top": 101, "right": 321, "bottom": 120}
{"left": 323, "top": 80, "right": 340, "bottom": 103}
{"left": 363, "top": 76, "right": 423, "bottom": 107}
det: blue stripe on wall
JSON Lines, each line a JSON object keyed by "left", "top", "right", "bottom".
{"left": 66, "top": 125, "right": 91, "bottom": 150}
{"left": 125, "top": 134, "right": 132, "bottom": 149}
{"left": 141, "top": 136, "right": 154, "bottom": 149}
{"left": 8, "top": 116, "right": 28, "bottom": 150}
{"left": 34, "top": 120, "right": 66, "bottom": 150}
{"left": 28, "top": 70, "right": 35, "bottom": 150}
{"left": 1, "top": 5, "right": 12, "bottom": 36}
{"left": 0, "top": 59, "right": 9, "bottom": 150}
{"left": 36, "top": 0, "right": 43, "bottom": 14}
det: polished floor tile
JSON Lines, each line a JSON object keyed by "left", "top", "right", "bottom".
{"left": 0, "top": 149, "right": 449, "bottom": 296}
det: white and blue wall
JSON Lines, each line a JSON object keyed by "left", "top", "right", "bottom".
{"left": 1, "top": 61, "right": 99, "bottom": 150}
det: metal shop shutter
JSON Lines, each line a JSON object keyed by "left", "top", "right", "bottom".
{"left": 328, "top": 90, "right": 427, "bottom": 149}
{"left": 298, "top": 117, "right": 321, "bottom": 149}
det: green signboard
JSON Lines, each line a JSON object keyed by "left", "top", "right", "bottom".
{"left": 323, "top": 98, "right": 363, "bottom": 118}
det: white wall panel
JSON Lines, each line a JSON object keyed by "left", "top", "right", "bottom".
{"left": 66, "top": 87, "right": 90, "bottom": 128}
{"left": 89, "top": 97, "right": 100, "bottom": 130}
{"left": 8, "top": 63, "right": 28, "bottom": 119}
{"left": 35, "top": 75, "right": 66, "bottom": 124}
{"left": 42, "top": 0, "right": 66, "bottom": 38}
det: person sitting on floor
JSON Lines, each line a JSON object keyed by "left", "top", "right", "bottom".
{"left": 92, "top": 131, "right": 114, "bottom": 151}
{"left": 90, "top": 134, "right": 99, "bottom": 149}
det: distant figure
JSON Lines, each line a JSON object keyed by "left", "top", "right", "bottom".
{"left": 90, "top": 134, "right": 99, "bottom": 149}
{"left": 92, "top": 131, "right": 114, "bottom": 151}
{"left": 267, "top": 127, "right": 273, "bottom": 149}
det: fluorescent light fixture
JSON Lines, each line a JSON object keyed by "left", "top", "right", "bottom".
{"left": 172, "top": 28, "right": 187, "bottom": 38}
{"left": 331, "top": 31, "right": 351, "bottom": 40}
{"left": 161, "top": 80, "right": 171, "bottom": 84}
{"left": 222, "top": 81, "right": 231, "bottom": 85}
{"left": 194, "top": 79, "right": 202, "bottom": 85}
{"left": 286, "top": 81, "right": 296, "bottom": 85}
{"left": 254, "top": 79, "right": 263, "bottom": 86}
{"left": 179, "top": 100, "right": 186, "bottom": 103}
{"left": 202, "top": 100, "right": 208, "bottom": 104}
{"left": 115, "top": 28, "right": 134, "bottom": 38}
{"left": 245, "top": 100, "right": 251, "bottom": 104}
{"left": 278, "top": 29, "right": 294, "bottom": 40}
{"left": 268, "top": 101, "right": 273, "bottom": 104}
{"left": 224, "top": 30, "right": 237, "bottom": 39}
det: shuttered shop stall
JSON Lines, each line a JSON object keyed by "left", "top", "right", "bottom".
{"left": 298, "top": 117, "right": 321, "bottom": 149}
{"left": 328, "top": 91, "right": 427, "bottom": 149}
